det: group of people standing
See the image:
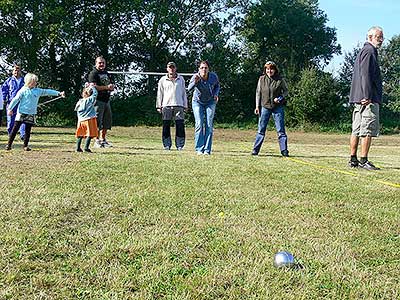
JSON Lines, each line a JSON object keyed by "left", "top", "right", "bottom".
{"left": 1, "top": 25, "right": 385, "bottom": 170}
{"left": 0, "top": 56, "right": 114, "bottom": 152}
{"left": 156, "top": 58, "right": 289, "bottom": 157}
{"left": 156, "top": 25, "right": 385, "bottom": 169}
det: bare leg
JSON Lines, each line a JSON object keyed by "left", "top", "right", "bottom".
{"left": 360, "top": 136, "right": 372, "bottom": 158}
{"left": 350, "top": 135, "right": 359, "bottom": 156}
{"left": 101, "top": 129, "right": 107, "bottom": 140}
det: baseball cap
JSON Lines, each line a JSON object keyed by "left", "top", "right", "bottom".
{"left": 167, "top": 62, "right": 176, "bottom": 68}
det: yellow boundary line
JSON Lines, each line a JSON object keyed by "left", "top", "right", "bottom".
{"left": 287, "top": 157, "right": 400, "bottom": 189}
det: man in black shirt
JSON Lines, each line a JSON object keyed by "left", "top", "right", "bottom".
{"left": 88, "top": 56, "right": 114, "bottom": 148}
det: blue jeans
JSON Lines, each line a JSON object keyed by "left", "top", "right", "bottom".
{"left": 192, "top": 100, "right": 216, "bottom": 154}
{"left": 252, "top": 106, "right": 288, "bottom": 154}
{"left": 7, "top": 104, "right": 25, "bottom": 139}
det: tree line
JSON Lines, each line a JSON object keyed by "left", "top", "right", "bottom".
{"left": 1, "top": 0, "right": 399, "bottom": 131}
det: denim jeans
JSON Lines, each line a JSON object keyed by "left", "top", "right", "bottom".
{"left": 252, "top": 106, "right": 287, "bottom": 154}
{"left": 192, "top": 100, "right": 216, "bottom": 154}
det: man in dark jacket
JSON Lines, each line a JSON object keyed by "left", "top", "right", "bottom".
{"left": 348, "top": 26, "right": 384, "bottom": 170}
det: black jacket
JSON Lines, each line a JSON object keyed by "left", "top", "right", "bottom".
{"left": 349, "top": 42, "right": 382, "bottom": 104}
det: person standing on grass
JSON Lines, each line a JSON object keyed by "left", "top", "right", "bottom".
{"left": 5, "top": 73, "right": 65, "bottom": 151}
{"left": 88, "top": 56, "right": 114, "bottom": 148}
{"left": 156, "top": 62, "right": 188, "bottom": 150}
{"left": 348, "top": 26, "right": 384, "bottom": 170}
{"left": 188, "top": 60, "right": 220, "bottom": 155}
{"left": 251, "top": 61, "right": 289, "bottom": 157}
{"left": 75, "top": 85, "right": 98, "bottom": 153}
{"left": 2, "top": 65, "right": 25, "bottom": 139}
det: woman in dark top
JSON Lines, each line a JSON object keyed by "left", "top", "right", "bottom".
{"left": 252, "top": 61, "right": 289, "bottom": 157}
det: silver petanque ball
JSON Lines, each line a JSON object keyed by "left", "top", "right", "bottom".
{"left": 205, "top": 43, "right": 213, "bottom": 50}
{"left": 273, "top": 251, "right": 295, "bottom": 268}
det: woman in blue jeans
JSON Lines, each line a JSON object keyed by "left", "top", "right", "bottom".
{"left": 252, "top": 61, "right": 289, "bottom": 156}
{"left": 188, "top": 61, "right": 220, "bottom": 155}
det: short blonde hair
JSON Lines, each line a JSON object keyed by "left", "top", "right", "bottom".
{"left": 24, "top": 73, "right": 38, "bottom": 87}
{"left": 82, "top": 86, "right": 94, "bottom": 98}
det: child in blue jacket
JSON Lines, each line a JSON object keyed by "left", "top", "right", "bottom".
{"left": 75, "top": 85, "right": 98, "bottom": 152}
{"left": 5, "top": 73, "right": 65, "bottom": 151}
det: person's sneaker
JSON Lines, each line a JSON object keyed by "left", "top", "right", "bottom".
{"left": 5, "top": 145, "right": 11, "bottom": 151}
{"left": 102, "top": 140, "right": 113, "bottom": 148}
{"left": 177, "top": 147, "right": 183, "bottom": 151}
{"left": 281, "top": 150, "right": 289, "bottom": 157}
{"left": 197, "top": 151, "right": 203, "bottom": 155}
{"left": 348, "top": 159, "right": 359, "bottom": 168}
{"left": 93, "top": 140, "right": 104, "bottom": 148}
{"left": 23, "top": 147, "right": 31, "bottom": 151}
{"left": 359, "top": 160, "right": 380, "bottom": 170}
{"left": 251, "top": 150, "right": 258, "bottom": 156}
{"left": 84, "top": 148, "right": 92, "bottom": 153}
{"left": 76, "top": 148, "right": 83, "bottom": 152}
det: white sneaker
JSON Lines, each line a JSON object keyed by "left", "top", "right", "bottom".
{"left": 197, "top": 151, "right": 203, "bottom": 155}
{"left": 177, "top": 147, "right": 183, "bottom": 151}
{"left": 164, "top": 146, "right": 171, "bottom": 150}
{"left": 93, "top": 140, "right": 104, "bottom": 148}
{"left": 102, "top": 140, "right": 113, "bottom": 148}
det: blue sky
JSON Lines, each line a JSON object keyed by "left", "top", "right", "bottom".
{"left": 318, "top": 0, "right": 400, "bottom": 73}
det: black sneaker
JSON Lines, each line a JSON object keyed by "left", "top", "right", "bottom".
{"left": 359, "top": 160, "right": 380, "bottom": 170}
{"left": 281, "top": 150, "right": 289, "bottom": 157}
{"left": 76, "top": 148, "right": 83, "bottom": 152}
{"left": 348, "top": 160, "right": 359, "bottom": 168}
{"left": 251, "top": 151, "right": 258, "bottom": 156}
{"left": 84, "top": 148, "right": 92, "bottom": 153}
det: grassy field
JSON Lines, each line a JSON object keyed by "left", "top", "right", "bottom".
{"left": 0, "top": 126, "right": 399, "bottom": 300}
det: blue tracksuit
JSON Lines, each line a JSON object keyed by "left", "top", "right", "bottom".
{"left": 2, "top": 76, "right": 25, "bottom": 136}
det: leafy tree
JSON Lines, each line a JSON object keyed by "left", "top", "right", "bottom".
{"left": 381, "top": 35, "right": 400, "bottom": 113}
{"left": 238, "top": 0, "right": 341, "bottom": 79}
{"left": 0, "top": 0, "right": 244, "bottom": 124}
{"left": 287, "top": 67, "right": 343, "bottom": 127}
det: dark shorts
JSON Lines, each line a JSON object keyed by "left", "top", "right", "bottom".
{"left": 95, "top": 101, "right": 112, "bottom": 130}
{"left": 162, "top": 106, "right": 185, "bottom": 121}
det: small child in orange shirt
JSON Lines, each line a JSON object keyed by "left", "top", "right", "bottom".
{"left": 75, "top": 85, "right": 98, "bottom": 152}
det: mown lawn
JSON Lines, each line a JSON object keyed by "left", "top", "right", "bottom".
{"left": 0, "top": 126, "right": 399, "bottom": 299}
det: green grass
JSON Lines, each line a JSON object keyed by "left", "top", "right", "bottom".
{"left": 0, "top": 126, "right": 399, "bottom": 299}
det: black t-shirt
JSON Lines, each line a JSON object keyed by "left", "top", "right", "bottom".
{"left": 88, "top": 68, "right": 113, "bottom": 103}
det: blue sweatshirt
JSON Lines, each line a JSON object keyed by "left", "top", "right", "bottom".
{"left": 2, "top": 76, "right": 24, "bottom": 104}
{"left": 75, "top": 87, "right": 98, "bottom": 122}
{"left": 9, "top": 87, "right": 60, "bottom": 115}
{"left": 188, "top": 72, "right": 220, "bottom": 104}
